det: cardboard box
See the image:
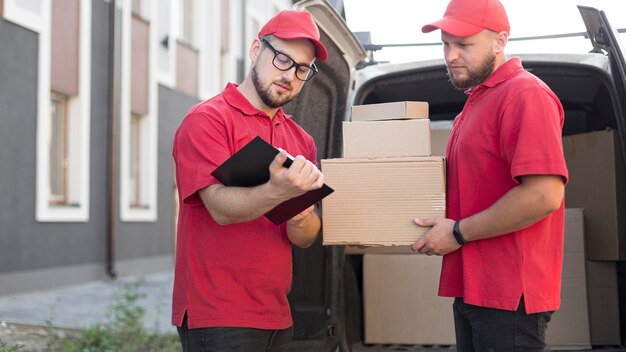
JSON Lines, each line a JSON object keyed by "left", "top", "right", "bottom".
{"left": 342, "top": 119, "right": 431, "bottom": 158}
{"left": 562, "top": 129, "right": 626, "bottom": 260}
{"left": 321, "top": 157, "right": 445, "bottom": 246}
{"left": 344, "top": 121, "right": 452, "bottom": 254}
{"left": 430, "top": 120, "right": 453, "bottom": 157}
{"left": 344, "top": 245, "right": 413, "bottom": 255}
{"left": 585, "top": 261, "right": 621, "bottom": 345}
{"left": 546, "top": 208, "right": 591, "bottom": 349}
{"left": 360, "top": 210, "right": 613, "bottom": 348}
{"left": 363, "top": 254, "right": 456, "bottom": 345}
{"left": 351, "top": 101, "right": 429, "bottom": 122}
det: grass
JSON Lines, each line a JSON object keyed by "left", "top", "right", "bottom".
{"left": 1, "top": 278, "right": 180, "bottom": 352}
{"left": 0, "top": 341, "right": 24, "bottom": 352}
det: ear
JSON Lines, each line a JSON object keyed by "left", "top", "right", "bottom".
{"left": 494, "top": 31, "right": 508, "bottom": 54}
{"left": 250, "top": 38, "right": 262, "bottom": 63}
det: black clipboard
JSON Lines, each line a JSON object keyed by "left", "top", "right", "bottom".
{"left": 211, "top": 136, "right": 334, "bottom": 225}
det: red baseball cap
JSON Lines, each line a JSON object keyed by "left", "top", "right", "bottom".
{"left": 258, "top": 9, "right": 328, "bottom": 61}
{"left": 422, "top": 0, "right": 510, "bottom": 37}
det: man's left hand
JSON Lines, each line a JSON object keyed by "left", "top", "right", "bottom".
{"left": 411, "top": 217, "right": 460, "bottom": 256}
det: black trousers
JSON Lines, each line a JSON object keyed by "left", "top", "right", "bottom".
{"left": 177, "top": 315, "right": 293, "bottom": 352}
{"left": 453, "top": 297, "right": 553, "bottom": 352}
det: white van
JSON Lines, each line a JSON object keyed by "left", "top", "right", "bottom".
{"left": 285, "top": 1, "right": 626, "bottom": 351}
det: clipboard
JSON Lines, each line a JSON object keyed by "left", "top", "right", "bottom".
{"left": 211, "top": 136, "right": 334, "bottom": 225}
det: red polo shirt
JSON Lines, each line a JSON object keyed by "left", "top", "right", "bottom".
{"left": 171, "top": 83, "right": 318, "bottom": 329}
{"left": 441, "top": 58, "right": 569, "bottom": 314}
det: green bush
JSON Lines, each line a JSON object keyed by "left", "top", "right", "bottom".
{"left": 0, "top": 341, "right": 24, "bottom": 352}
{"left": 46, "top": 279, "right": 180, "bottom": 352}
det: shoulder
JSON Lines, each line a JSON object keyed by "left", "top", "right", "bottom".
{"left": 501, "top": 70, "right": 561, "bottom": 108}
{"left": 180, "top": 94, "right": 233, "bottom": 128}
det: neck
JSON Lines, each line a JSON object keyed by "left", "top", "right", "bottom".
{"left": 492, "top": 53, "right": 508, "bottom": 73}
{"left": 237, "top": 78, "right": 278, "bottom": 118}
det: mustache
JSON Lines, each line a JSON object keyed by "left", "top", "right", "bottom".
{"left": 275, "top": 79, "right": 292, "bottom": 89}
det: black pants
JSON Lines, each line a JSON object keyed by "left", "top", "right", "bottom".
{"left": 453, "top": 297, "right": 553, "bottom": 352}
{"left": 177, "top": 315, "right": 293, "bottom": 352}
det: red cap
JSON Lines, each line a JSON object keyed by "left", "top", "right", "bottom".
{"left": 258, "top": 10, "right": 328, "bottom": 61}
{"left": 422, "top": 0, "right": 510, "bottom": 37}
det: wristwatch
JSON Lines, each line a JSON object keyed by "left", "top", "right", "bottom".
{"left": 452, "top": 220, "right": 468, "bottom": 245}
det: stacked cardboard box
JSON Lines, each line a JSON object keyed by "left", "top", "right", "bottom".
{"left": 322, "top": 101, "right": 445, "bottom": 246}
{"left": 562, "top": 129, "right": 626, "bottom": 261}
{"left": 363, "top": 254, "right": 455, "bottom": 345}
{"left": 561, "top": 129, "right": 623, "bottom": 346}
{"left": 342, "top": 120, "right": 452, "bottom": 254}
{"left": 321, "top": 102, "right": 450, "bottom": 346}
{"left": 362, "top": 209, "right": 598, "bottom": 349}
{"left": 347, "top": 125, "right": 623, "bottom": 347}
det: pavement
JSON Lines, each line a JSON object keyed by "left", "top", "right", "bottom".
{"left": 0, "top": 271, "right": 176, "bottom": 334}
{"left": 1, "top": 272, "right": 625, "bottom": 352}
{"left": 0, "top": 271, "right": 454, "bottom": 351}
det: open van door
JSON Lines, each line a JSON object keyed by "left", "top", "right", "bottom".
{"left": 282, "top": 0, "right": 366, "bottom": 350}
{"left": 579, "top": 6, "right": 626, "bottom": 164}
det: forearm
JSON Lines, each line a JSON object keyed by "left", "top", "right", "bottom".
{"left": 412, "top": 175, "right": 564, "bottom": 255}
{"left": 200, "top": 151, "right": 325, "bottom": 226}
{"left": 199, "top": 183, "right": 289, "bottom": 225}
{"left": 287, "top": 210, "right": 321, "bottom": 248}
{"left": 459, "top": 175, "right": 564, "bottom": 242}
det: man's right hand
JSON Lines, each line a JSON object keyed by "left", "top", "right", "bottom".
{"left": 267, "top": 150, "right": 324, "bottom": 200}
{"left": 200, "top": 151, "right": 324, "bottom": 225}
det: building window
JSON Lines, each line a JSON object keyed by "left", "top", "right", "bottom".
{"left": 49, "top": 93, "right": 69, "bottom": 205}
{"left": 131, "top": 0, "right": 150, "bottom": 19}
{"left": 131, "top": 0, "right": 142, "bottom": 15}
{"left": 157, "top": 0, "right": 175, "bottom": 85}
{"left": 129, "top": 113, "right": 148, "bottom": 209}
{"left": 120, "top": 0, "right": 157, "bottom": 221}
{"left": 31, "top": 0, "right": 91, "bottom": 222}
{"left": 2, "top": 0, "right": 43, "bottom": 32}
{"left": 179, "top": 0, "right": 194, "bottom": 46}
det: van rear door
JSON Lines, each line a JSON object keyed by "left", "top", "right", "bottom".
{"left": 283, "top": 0, "right": 365, "bottom": 348}
{"left": 579, "top": 5, "right": 626, "bottom": 163}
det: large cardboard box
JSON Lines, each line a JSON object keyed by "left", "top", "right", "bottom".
{"left": 321, "top": 157, "right": 445, "bottom": 246}
{"left": 344, "top": 122, "right": 452, "bottom": 254}
{"left": 342, "top": 119, "right": 431, "bottom": 158}
{"left": 361, "top": 210, "right": 611, "bottom": 348}
{"left": 351, "top": 101, "right": 429, "bottom": 122}
{"left": 585, "top": 261, "right": 621, "bottom": 345}
{"left": 363, "top": 254, "right": 455, "bottom": 345}
{"left": 546, "top": 208, "right": 591, "bottom": 349}
{"left": 562, "top": 129, "right": 626, "bottom": 260}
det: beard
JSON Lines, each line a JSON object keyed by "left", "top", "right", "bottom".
{"left": 251, "top": 63, "right": 296, "bottom": 108}
{"left": 447, "top": 52, "right": 496, "bottom": 90}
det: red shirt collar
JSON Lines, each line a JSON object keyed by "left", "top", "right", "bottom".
{"left": 222, "top": 83, "right": 290, "bottom": 123}
{"left": 465, "top": 57, "right": 523, "bottom": 95}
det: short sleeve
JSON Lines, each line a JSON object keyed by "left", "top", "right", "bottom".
{"left": 499, "top": 85, "right": 568, "bottom": 184}
{"left": 173, "top": 110, "right": 231, "bottom": 205}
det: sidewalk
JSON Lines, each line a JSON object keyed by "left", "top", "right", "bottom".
{"left": 2, "top": 273, "right": 625, "bottom": 352}
{"left": 0, "top": 271, "right": 176, "bottom": 334}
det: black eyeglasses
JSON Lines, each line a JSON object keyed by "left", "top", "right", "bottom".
{"left": 261, "top": 38, "right": 318, "bottom": 81}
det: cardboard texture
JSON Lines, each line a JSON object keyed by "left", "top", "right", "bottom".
{"left": 562, "top": 129, "right": 626, "bottom": 260}
{"left": 342, "top": 119, "right": 431, "bottom": 158}
{"left": 430, "top": 121, "right": 453, "bottom": 157}
{"left": 344, "top": 245, "right": 413, "bottom": 255}
{"left": 321, "top": 157, "right": 446, "bottom": 246}
{"left": 585, "top": 261, "right": 621, "bottom": 345}
{"left": 360, "top": 210, "right": 600, "bottom": 348}
{"left": 363, "top": 254, "right": 455, "bottom": 345}
{"left": 546, "top": 208, "right": 591, "bottom": 349}
{"left": 351, "top": 101, "right": 429, "bottom": 121}
{"left": 344, "top": 123, "right": 453, "bottom": 254}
